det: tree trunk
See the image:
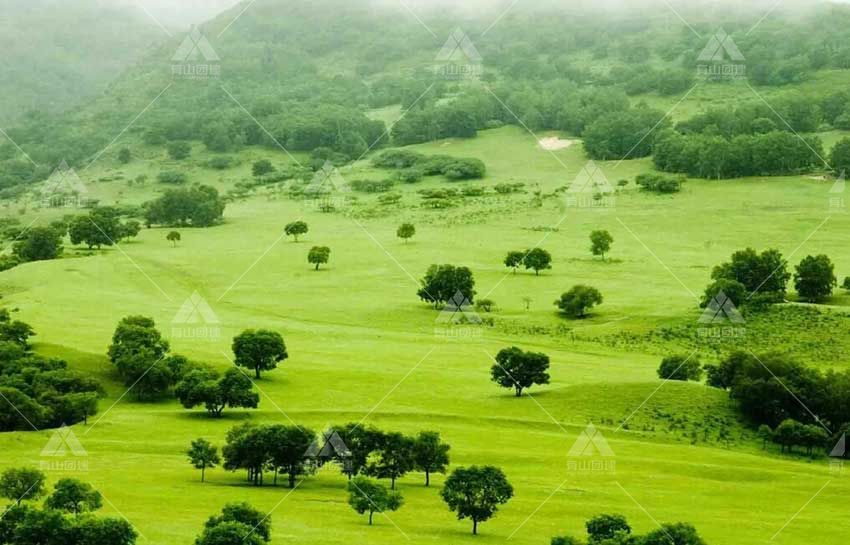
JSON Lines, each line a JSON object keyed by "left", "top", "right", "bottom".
{"left": 201, "top": 466, "right": 206, "bottom": 483}
{"left": 425, "top": 470, "right": 430, "bottom": 487}
{"left": 289, "top": 471, "right": 296, "bottom": 488}
{"left": 391, "top": 476, "right": 396, "bottom": 490}
{"left": 369, "top": 511, "right": 374, "bottom": 525}
{"left": 274, "top": 468, "right": 278, "bottom": 486}
{"left": 473, "top": 519, "right": 478, "bottom": 535}
{"left": 515, "top": 386, "right": 523, "bottom": 397}
{"left": 255, "top": 367, "right": 261, "bottom": 379}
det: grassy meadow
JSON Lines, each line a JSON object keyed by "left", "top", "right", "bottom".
{"left": 1, "top": 123, "right": 847, "bottom": 545}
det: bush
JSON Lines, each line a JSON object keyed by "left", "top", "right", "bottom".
{"left": 350, "top": 179, "right": 395, "bottom": 193}
{"left": 657, "top": 355, "right": 702, "bottom": 381}
{"left": 635, "top": 173, "right": 683, "bottom": 193}
{"left": 206, "top": 157, "right": 234, "bottom": 170}
{"left": 394, "top": 168, "right": 424, "bottom": 184}
{"left": 372, "top": 150, "right": 424, "bottom": 169}
{"left": 157, "top": 171, "right": 188, "bottom": 184}
{"left": 443, "top": 158, "right": 486, "bottom": 180}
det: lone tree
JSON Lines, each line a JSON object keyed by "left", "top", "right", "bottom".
{"left": 205, "top": 502, "right": 271, "bottom": 542}
{"left": 285, "top": 221, "right": 308, "bottom": 242}
{"left": 590, "top": 230, "right": 614, "bottom": 260}
{"left": 441, "top": 466, "right": 513, "bottom": 535}
{"left": 252, "top": 160, "right": 275, "bottom": 177}
{"left": 555, "top": 285, "right": 603, "bottom": 318}
{"left": 232, "top": 329, "right": 288, "bottom": 379}
{"left": 504, "top": 251, "right": 525, "bottom": 274}
{"left": 657, "top": 355, "right": 702, "bottom": 382}
{"left": 523, "top": 248, "right": 552, "bottom": 275}
{"left": 417, "top": 264, "right": 476, "bottom": 308}
{"left": 0, "top": 467, "right": 46, "bottom": 506}
{"left": 397, "top": 223, "right": 416, "bottom": 243}
{"left": 167, "top": 231, "right": 181, "bottom": 247}
{"left": 187, "top": 438, "right": 221, "bottom": 482}
{"left": 118, "top": 147, "right": 132, "bottom": 164}
{"left": 412, "top": 431, "right": 450, "bottom": 486}
{"left": 308, "top": 246, "right": 331, "bottom": 270}
{"left": 491, "top": 346, "right": 551, "bottom": 397}
{"left": 586, "top": 514, "right": 632, "bottom": 543}
{"left": 196, "top": 522, "right": 265, "bottom": 545}
{"left": 348, "top": 477, "right": 403, "bottom": 525}
{"left": 45, "top": 478, "right": 102, "bottom": 516}
{"left": 794, "top": 254, "right": 836, "bottom": 302}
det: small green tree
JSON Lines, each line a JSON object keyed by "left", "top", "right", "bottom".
{"left": 308, "top": 246, "right": 331, "bottom": 270}
{"left": 504, "top": 251, "right": 524, "bottom": 274}
{"left": 0, "top": 467, "right": 46, "bottom": 506}
{"left": 285, "top": 221, "right": 308, "bottom": 242}
{"left": 252, "top": 160, "right": 275, "bottom": 177}
{"left": 412, "top": 431, "right": 450, "bottom": 486}
{"left": 586, "top": 514, "right": 631, "bottom": 543}
{"left": 555, "top": 286, "right": 603, "bottom": 318}
{"left": 44, "top": 478, "right": 102, "bottom": 516}
{"left": 204, "top": 502, "right": 271, "bottom": 542}
{"left": 490, "top": 346, "right": 550, "bottom": 397}
{"left": 441, "top": 466, "right": 513, "bottom": 535}
{"left": 118, "top": 147, "right": 132, "bottom": 164}
{"left": 232, "top": 329, "right": 288, "bottom": 379}
{"left": 657, "top": 355, "right": 702, "bottom": 382}
{"left": 196, "top": 522, "right": 264, "bottom": 545}
{"left": 590, "top": 230, "right": 614, "bottom": 260}
{"left": 167, "top": 231, "right": 181, "bottom": 247}
{"left": 523, "top": 248, "right": 552, "bottom": 276}
{"left": 167, "top": 140, "right": 191, "bottom": 160}
{"left": 794, "top": 254, "right": 837, "bottom": 302}
{"left": 348, "top": 477, "right": 403, "bottom": 525}
{"left": 188, "top": 439, "right": 221, "bottom": 482}
{"left": 397, "top": 223, "right": 416, "bottom": 243}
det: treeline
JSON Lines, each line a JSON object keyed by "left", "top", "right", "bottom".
{"left": 0, "top": 314, "right": 103, "bottom": 431}
{"left": 552, "top": 513, "right": 707, "bottom": 545}
{"left": 371, "top": 150, "right": 486, "bottom": 181}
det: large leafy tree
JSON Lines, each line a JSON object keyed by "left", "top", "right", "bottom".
{"left": 45, "top": 478, "right": 102, "bottom": 516}
{"left": 204, "top": 502, "right": 271, "bottom": 542}
{"left": 441, "top": 466, "right": 513, "bottom": 535}
{"left": 348, "top": 477, "right": 403, "bottom": 525}
{"left": 589, "top": 230, "right": 614, "bottom": 260}
{"left": 187, "top": 439, "right": 221, "bottom": 483}
{"left": 284, "top": 221, "right": 308, "bottom": 242}
{"left": 586, "top": 514, "right": 631, "bottom": 543}
{"left": 555, "top": 286, "right": 604, "bottom": 318}
{"left": 523, "top": 248, "right": 552, "bottom": 275}
{"left": 711, "top": 248, "right": 789, "bottom": 301}
{"left": 266, "top": 424, "right": 316, "bottom": 488}
{"left": 232, "top": 330, "right": 287, "bottom": 379}
{"left": 794, "top": 254, "right": 836, "bottom": 302}
{"left": 0, "top": 468, "right": 46, "bottom": 506}
{"left": 490, "top": 346, "right": 550, "bottom": 397}
{"left": 308, "top": 246, "right": 331, "bottom": 270}
{"left": 195, "top": 521, "right": 264, "bottom": 545}
{"left": 176, "top": 368, "right": 259, "bottom": 417}
{"left": 417, "top": 264, "right": 476, "bottom": 308}
{"left": 365, "top": 432, "right": 415, "bottom": 489}
{"left": 412, "top": 431, "right": 450, "bottom": 486}
{"left": 12, "top": 227, "right": 63, "bottom": 262}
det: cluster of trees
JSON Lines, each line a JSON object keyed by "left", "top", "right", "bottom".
{"left": 68, "top": 207, "right": 140, "bottom": 249}
{"left": 0, "top": 313, "right": 102, "bottom": 431}
{"left": 760, "top": 419, "right": 831, "bottom": 456}
{"left": 551, "top": 513, "right": 707, "bottom": 545}
{"left": 143, "top": 185, "right": 225, "bottom": 228}
{"left": 193, "top": 503, "right": 271, "bottom": 545}
{"left": 175, "top": 368, "right": 258, "bottom": 417}
{"left": 702, "top": 248, "right": 840, "bottom": 309}
{"left": 0, "top": 468, "right": 136, "bottom": 545}
{"left": 217, "top": 423, "right": 450, "bottom": 490}
{"left": 657, "top": 354, "right": 703, "bottom": 382}
{"left": 583, "top": 106, "right": 668, "bottom": 160}
{"left": 653, "top": 129, "right": 824, "bottom": 179}
{"left": 11, "top": 227, "right": 64, "bottom": 264}
{"left": 503, "top": 248, "right": 552, "bottom": 275}
{"left": 371, "top": 150, "right": 486, "bottom": 181}
{"left": 635, "top": 173, "right": 683, "bottom": 194}
{"left": 706, "top": 351, "right": 850, "bottom": 439}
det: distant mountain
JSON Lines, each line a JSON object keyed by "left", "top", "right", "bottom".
{"left": 0, "top": 0, "right": 163, "bottom": 125}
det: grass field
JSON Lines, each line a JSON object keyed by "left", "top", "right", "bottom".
{"left": 1, "top": 126, "right": 848, "bottom": 545}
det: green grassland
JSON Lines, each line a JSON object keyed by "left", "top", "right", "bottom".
{"left": 1, "top": 126, "right": 848, "bottom": 545}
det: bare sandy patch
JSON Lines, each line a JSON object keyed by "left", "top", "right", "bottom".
{"left": 538, "top": 136, "right": 575, "bottom": 151}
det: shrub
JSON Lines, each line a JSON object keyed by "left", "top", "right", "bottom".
{"left": 157, "top": 171, "right": 188, "bottom": 184}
